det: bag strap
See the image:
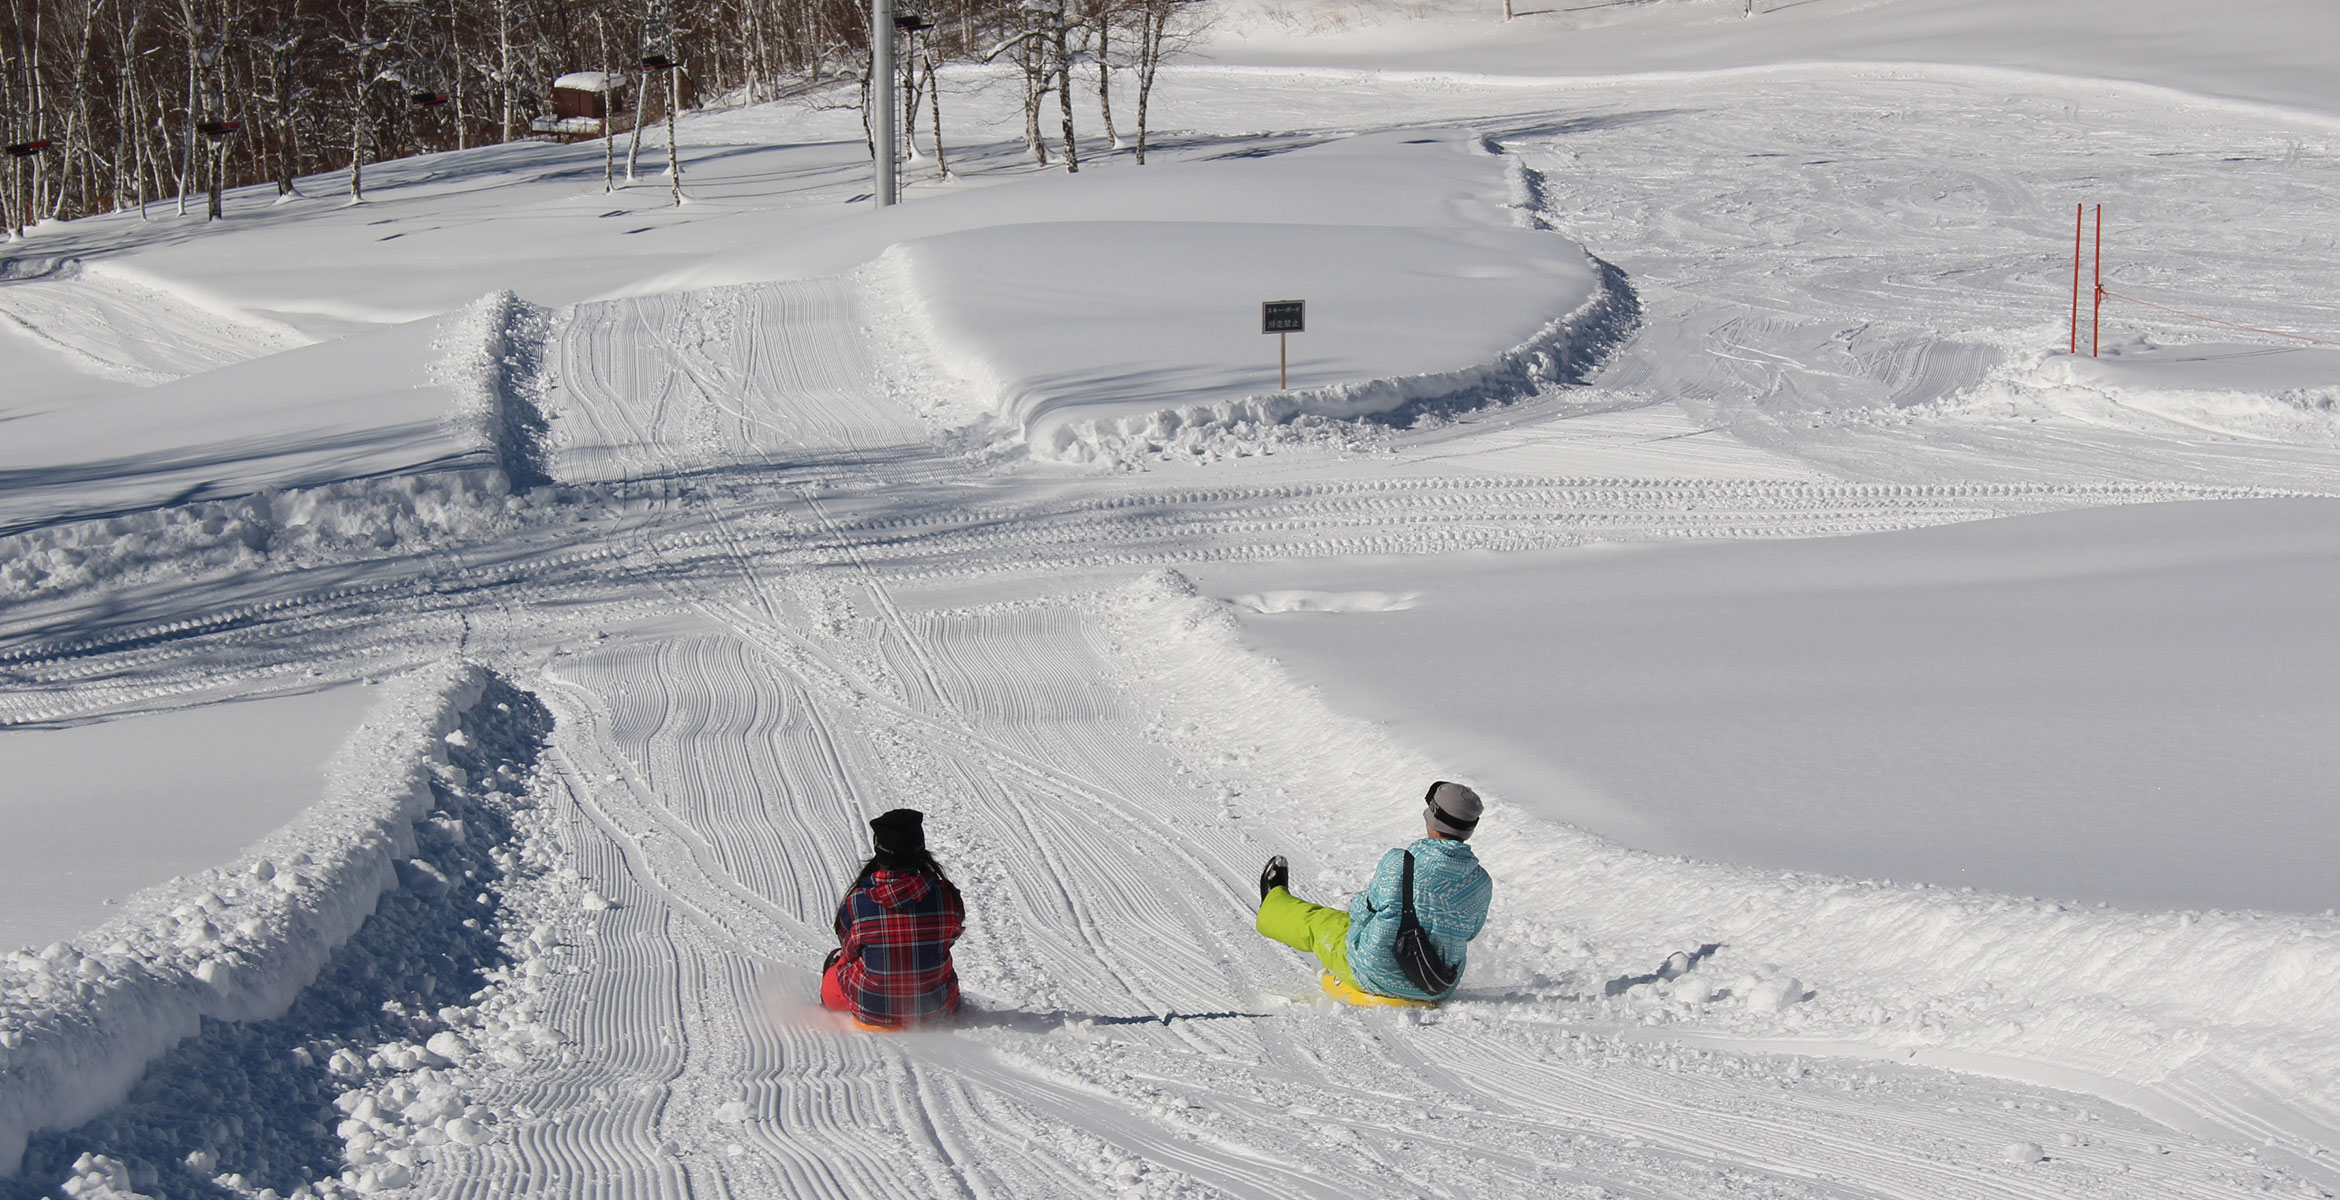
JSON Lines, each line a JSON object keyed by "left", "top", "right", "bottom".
{"left": 1394, "top": 850, "right": 1459, "bottom": 994}
{"left": 1398, "top": 851, "right": 1419, "bottom": 932}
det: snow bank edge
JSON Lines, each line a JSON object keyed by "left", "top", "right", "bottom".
{"left": 1018, "top": 244, "right": 1637, "bottom": 466}
{"left": 0, "top": 664, "right": 489, "bottom": 1177}
{"left": 1095, "top": 568, "right": 2340, "bottom": 1159}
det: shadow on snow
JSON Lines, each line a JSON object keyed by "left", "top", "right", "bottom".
{"left": 1, "top": 676, "right": 554, "bottom": 1200}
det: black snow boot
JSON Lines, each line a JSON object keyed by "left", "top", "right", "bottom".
{"left": 1259, "top": 855, "right": 1289, "bottom": 901}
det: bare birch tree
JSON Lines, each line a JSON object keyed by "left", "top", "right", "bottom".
{"left": 1127, "top": 0, "right": 1194, "bottom": 166}
{"left": 0, "top": 0, "right": 1202, "bottom": 222}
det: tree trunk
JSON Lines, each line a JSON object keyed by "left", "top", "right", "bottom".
{"left": 447, "top": 0, "right": 469, "bottom": 150}
{"left": 1133, "top": 3, "right": 1158, "bottom": 165}
{"left": 134, "top": 67, "right": 156, "bottom": 215}
{"left": 746, "top": 0, "right": 767, "bottom": 103}
{"left": 665, "top": 68, "right": 680, "bottom": 205}
{"left": 1095, "top": 9, "right": 1119, "bottom": 149}
{"left": 64, "top": 0, "right": 100, "bottom": 218}
{"left": 497, "top": 0, "right": 514, "bottom": 142}
{"left": 178, "top": 5, "right": 198, "bottom": 214}
{"left": 924, "top": 51, "right": 946, "bottom": 180}
{"left": 1054, "top": 5, "right": 1076, "bottom": 172}
{"left": 626, "top": 63, "right": 647, "bottom": 180}
{"left": 598, "top": 17, "right": 615, "bottom": 191}
{"left": 273, "top": 21, "right": 302, "bottom": 197}
{"left": 901, "top": 31, "right": 920, "bottom": 161}
{"left": 1020, "top": 37, "right": 1047, "bottom": 166}
{"left": 857, "top": 67, "right": 872, "bottom": 160}
{"left": 350, "top": 0, "right": 376, "bottom": 202}
{"left": 116, "top": 44, "right": 133, "bottom": 210}
{"left": 28, "top": 5, "right": 49, "bottom": 220}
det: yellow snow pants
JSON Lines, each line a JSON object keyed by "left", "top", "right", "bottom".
{"left": 1254, "top": 887, "right": 1360, "bottom": 990}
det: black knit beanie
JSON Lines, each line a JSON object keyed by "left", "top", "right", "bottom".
{"left": 869, "top": 808, "right": 927, "bottom": 863}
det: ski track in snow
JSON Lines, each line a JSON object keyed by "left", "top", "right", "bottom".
{"left": 546, "top": 276, "right": 934, "bottom": 485}
{"left": 415, "top": 584, "right": 2314, "bottom": 1200}
{"left": 1509, "top": 71, "right": 2340, "bottom": 489}
{"left": 10, "top": 64, "right": 2340, "bottom": 1200}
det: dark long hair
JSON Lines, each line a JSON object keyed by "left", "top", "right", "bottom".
{"left": 853, "top": 847, "right": 949, "bottom": 890}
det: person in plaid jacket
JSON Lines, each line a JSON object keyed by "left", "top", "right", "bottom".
{"left": 821, "top": 808, "right": 966, "bottom": 1029}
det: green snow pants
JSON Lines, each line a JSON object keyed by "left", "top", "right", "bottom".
{"left": 1255, "top": 887, "right": 1359, "bottom": 989}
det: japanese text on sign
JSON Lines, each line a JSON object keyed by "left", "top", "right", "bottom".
{"left": 1262, "top": 300, "right": 1305, "bottom": 334}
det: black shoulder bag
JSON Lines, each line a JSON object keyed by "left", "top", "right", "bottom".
{"left": 1392, "top": 851, "right": 1461, "bottom": 996}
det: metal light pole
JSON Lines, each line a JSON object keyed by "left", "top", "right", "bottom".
{"left": 872, "top": 0, "right": 896, "bottom": 206}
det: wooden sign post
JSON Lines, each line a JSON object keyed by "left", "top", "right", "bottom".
{"left": 1262, "top": 299, "right": 1305, "bottom": 389}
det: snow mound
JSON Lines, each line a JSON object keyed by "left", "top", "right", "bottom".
{"left": 651, "top": 129, "right": 1637, "bottom": 467}
{"left": 1096, "top": 567, "right": 2340, "bottom": 1149}
{"left": 1193, "top": 499, "right": 2340, "bottom": 915}
{"left": 0, "top": 296, "right": 584, "bottom": 605}
{"left": 0, "top": 285, "right": 571, "bottom": 555}
{"left": 891, "top": 220, "right": 1625, "bottom": 466}
{"left": 0, "top": 257, "right": 307, "bottom": 386}
{"left": 1229, "top": 588, "right": 1420, "bottom": 613}
{"left": 0, "top": 665, "right": 493, "bottom": 1177}
{"left": 0, "top": 474, "right": 544, "bottom": 605}
{"left": 1952, "top": 344, "right": 2340, "bottom": 444}
{"left": 6, "top": 673, "right": 567, "bottom": 1199}
{"left": 432, "top": 291, "right": 555, "bottom": 490}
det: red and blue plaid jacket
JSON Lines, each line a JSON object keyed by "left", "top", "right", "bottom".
{"left": 834, "top": 869, "right": 965, "bottom": 1028}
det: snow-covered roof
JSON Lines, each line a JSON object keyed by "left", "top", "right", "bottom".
{"left": 528, "top": 114, "right": 605, "bottom": 135}
{"left": 552, "top": 71, "right": 617, "bottom": 92}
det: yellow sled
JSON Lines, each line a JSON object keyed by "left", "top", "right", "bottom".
{"left": 1319, "top": 971, "right": 1439, "bottom": 1009}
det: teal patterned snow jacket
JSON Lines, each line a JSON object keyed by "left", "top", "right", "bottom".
{"left": 1344, "top": 837, "right": 1493, "bottom": 1001}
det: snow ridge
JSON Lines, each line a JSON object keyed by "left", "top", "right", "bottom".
{"left": 1099, "top": 568, "right": 2340, "bottom": 1168}
{"left": 5, "top": 674, "right": 565, "bottom": 1200}
{"left": 1003, "top": 143, "right": 1640, "bottom": 465}
{"left": 0, "top": 665, "right": 487, "bottom": 1178}
{"left": 0, "top": 257, "right": 307, "bottom": 386}
{"left": 0, "top": 293, "right": 572, "bottom": 606}
{"left": 0, "top": 475, "right": 544, "bottom": 606}
{"left": 1029, "top": 244, "right": 1640, "bottom": 466}
{"left": 435, "top": 292, "right": 555, "bottom": 491}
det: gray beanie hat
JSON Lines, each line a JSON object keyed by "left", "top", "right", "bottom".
{"left": 1423, "top": 781, "right": 1483, "bottom": 840}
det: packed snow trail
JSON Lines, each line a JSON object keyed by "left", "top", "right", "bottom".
{"left": 547, "top": 277, "right": 934, "bottom": 484}
{"left": 387, "top": 584, "right": 2321, "bottom": 1200}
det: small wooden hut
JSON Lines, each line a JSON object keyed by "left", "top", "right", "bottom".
{"left": 535, "top": 72, "right": 626, "bottom": 140}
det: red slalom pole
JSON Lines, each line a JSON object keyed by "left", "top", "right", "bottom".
{"left": 2071, "top": 203, "right": 2083, "bottom": 354}
{"left": 2092, "top": 204, "right": 2103, "bottom": 357}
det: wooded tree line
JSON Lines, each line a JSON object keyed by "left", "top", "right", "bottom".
{"left": 0, "top": 0, "right": 1202, "bottom": 234}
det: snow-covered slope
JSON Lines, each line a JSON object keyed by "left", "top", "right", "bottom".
{"left": 1201, "top": 498, "right": 2340, "bottom": 914}
{"left": 6, "top": 0, "right": 2340, "bottom": 1196}
{"left": 1208, "top": 0, "right": 2340, "bottom": 117}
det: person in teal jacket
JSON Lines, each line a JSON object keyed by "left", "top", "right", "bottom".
{"left": 1254, "top": 781, "right": 1494, "bottom": 1003}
